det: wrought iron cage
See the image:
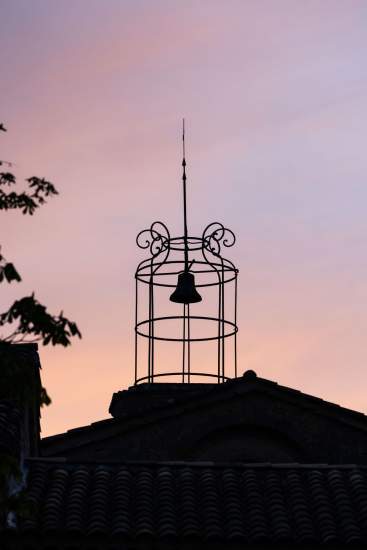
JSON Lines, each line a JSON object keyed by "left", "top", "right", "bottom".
{"left": 134, "top": 122, "right": 239, "bottom": 384}
{"left": 134, "top": 223, "right": 238, "bottom": 384}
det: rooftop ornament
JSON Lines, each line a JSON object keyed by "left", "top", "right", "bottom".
{"left": 134, "top": 121, "right": 238, "bottom": 384}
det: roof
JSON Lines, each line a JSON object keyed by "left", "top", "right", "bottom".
{"left": 46, "top": 372, "right": 367, "bottom": 444}
{"left": 4, "top": 459, "right": 367, "bottom": 546}
{"left": 41, "top": 372, "right": 367, "bottom": 464}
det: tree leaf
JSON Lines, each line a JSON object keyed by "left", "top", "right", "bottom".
{"left": 3, "top": 262, "right": 21, "bottom": 283}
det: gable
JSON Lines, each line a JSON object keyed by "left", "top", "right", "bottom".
{"left": 41, "top": 372, "right": 367, "bottom": 464}
{"left": 190, "top": 424, "right": 303, "bottom": 462}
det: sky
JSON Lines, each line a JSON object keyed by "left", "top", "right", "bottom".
{"left": 1, "top": 0, "right": 367, "bottom": 437}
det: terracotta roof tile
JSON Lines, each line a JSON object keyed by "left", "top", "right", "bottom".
{"left": 8, "top": 461, "right": 367, "bottom": 545}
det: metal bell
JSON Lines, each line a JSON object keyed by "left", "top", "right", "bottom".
{"left": 170, "top": 271, "right": 202, "bottom": 304}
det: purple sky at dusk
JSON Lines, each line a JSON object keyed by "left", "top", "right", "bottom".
{"left": 2, "top": 1, "right": 367, "bottom": 436}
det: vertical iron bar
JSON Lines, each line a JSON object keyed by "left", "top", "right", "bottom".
{"left": 134, "top": 277, "right": 138, "bottom": 384}
{"left": 151, "top": 278, "right": 155, "bottom": 382}
{"left": 148, "top": 277, "right": 152, "bottom": 383}
{"left": 221, "top": 263, "right": 225, "bottom": 382}
{"left": 217, "top": 279, "right": 222, "bottom": 383}
{"left": 234, "top": 274, "right": 238, "bottom": 378}
{"left": 187, "top": 304, "right": 191, "bottom": 383}
{"left": 182, "top": 303, "right": 186, "bottom": 383}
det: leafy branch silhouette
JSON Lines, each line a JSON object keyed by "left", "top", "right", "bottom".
{"left": 0, "top": 122, "right": 81, "bottom": 350}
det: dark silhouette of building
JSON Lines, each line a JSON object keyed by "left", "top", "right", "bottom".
{"left": 2, "top": 344, "right": 367, "bottom": 548}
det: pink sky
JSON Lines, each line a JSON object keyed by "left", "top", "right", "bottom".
{"left": 2, "top": 1, "right": 367, "bottom": 436}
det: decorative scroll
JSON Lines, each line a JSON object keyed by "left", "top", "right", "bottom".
{"left": 136, "top": 221, "right": 170, "bottom": 258}
{"left": 136, "top": 221, "right": 236, "bottom": 260}
{"left": 202, "top": 222, "right": 236, "bottom": 257}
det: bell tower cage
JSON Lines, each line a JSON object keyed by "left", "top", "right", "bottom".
{"left": 134, "top": 122, "right": 238, "bottom": 384}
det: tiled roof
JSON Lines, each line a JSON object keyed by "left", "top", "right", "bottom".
{"left": 8, "top": 460, "right": 367, "bottom": 545}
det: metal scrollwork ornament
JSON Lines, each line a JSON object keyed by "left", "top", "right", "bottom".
{"left": 136, "top": 221, "right": 170, "bottom": 258}
{"left": 202, "top": 222, "right": 236, "bottom": 256}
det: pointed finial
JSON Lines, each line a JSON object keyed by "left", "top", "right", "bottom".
{"left": 181, "top": 118, "right": 189, "bottom": 271}
{"left": 182, "top": 118, "right": 186, "bottom": 178}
